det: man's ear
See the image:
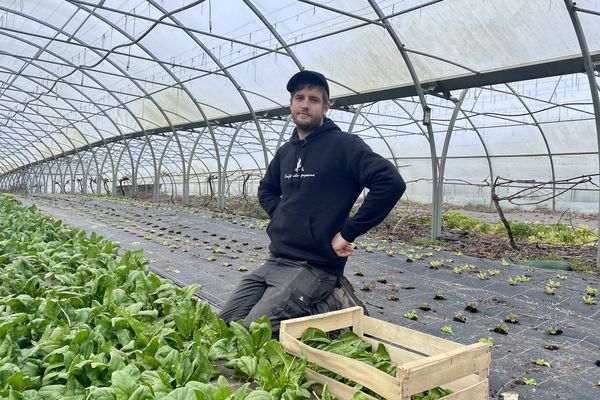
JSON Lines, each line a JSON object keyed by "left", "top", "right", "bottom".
{"left": 323, "top": 101, "right": 330, "bottom": 115}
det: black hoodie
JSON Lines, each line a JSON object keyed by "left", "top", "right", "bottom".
{"left": 258, "top": 118, "right": 406, "bottom": 276}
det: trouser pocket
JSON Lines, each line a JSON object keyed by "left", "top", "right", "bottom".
{"left": 272, "top": 265, "right": 338, "bottom": 321}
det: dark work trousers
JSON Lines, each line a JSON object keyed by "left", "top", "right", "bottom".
{"left": 218, "top": 256, "right": 339, "bottom": 336}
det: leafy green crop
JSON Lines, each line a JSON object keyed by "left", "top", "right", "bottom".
{"left": 300, "top": 328, "right": 452, "bottom": 400}
{"left": 0, "top": 195, "right": 310, "bottom": 399}
{"left": 442, "top": 211, "right": 597, "bottom": 245}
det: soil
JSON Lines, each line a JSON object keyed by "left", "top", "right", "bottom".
{"left": 176, "top": 195, "right": 599, "bottom": 272}
{"left": 377, "top": 203, "right": 597, "bottom": 272}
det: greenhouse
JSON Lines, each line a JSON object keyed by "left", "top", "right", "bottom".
{"left": 1, "top": 1, "right": 600, "bottom": 399}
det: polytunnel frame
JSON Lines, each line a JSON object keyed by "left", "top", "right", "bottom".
{"left": 0, "top": 13, "right": 126, "bottom": 178}
{"left": 112, "top": 140, "right": 140, "bottom": 195}
{"left": 0, "top": 87, "right": 87, "bottom": 176}
{"left": 0, "top": 67, "right": 106, "bottom": 190}
{"left": 65, "top": 0, "right": 299, "bottom": 205}
{"left": 0, "top": 2, "right": 221, "bottom": 201}
{"left": 181, "top": 123, "right": 269, "bottom": 203}
{"left": 182, "top": 130, "right": 215, "bottom": 194}
{"left": 70, "top": 1, "right": 198, "bottom": 203}
{"left": 0, "top": 5, "right": 162, "bottom": 188}
{"left": 0, "top": 1, "right": 597, "bottom": 182}
{"left": 431, "top": 80, "right": 565, "bottom": 238}
{"left": 0, "top": 2, "right": 545, "bottom": 186}
{"left": 305, "top": 0, "right": 600, "bottom": 256}
{"left": 347, "top": 103, "right": 401, "bottom": 170}
{"left": 150, "top": 0, "right": 272, "bottom": 204}
{"left": 106, "top": 142, "right": 133, "bottom": 195}
{"left": 0, "top": 1, "right": 599, "bottom": 270}
{"left": 70, "top": 0, "right": 415, "bottom": 208}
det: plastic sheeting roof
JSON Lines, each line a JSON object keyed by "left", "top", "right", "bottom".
{"left": 0, "top": 0, "right": 599, "bottom": 181}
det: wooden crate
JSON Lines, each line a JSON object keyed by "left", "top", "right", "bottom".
{"left": 280, "top": 306, "right": 490, "bottom": 400}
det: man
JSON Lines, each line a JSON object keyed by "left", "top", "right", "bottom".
{"left": 218, "top": 70, "right": 406, "bottom": 335}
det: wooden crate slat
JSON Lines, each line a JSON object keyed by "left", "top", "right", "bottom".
{"left": 440, "top": 379, "right": 489, "bottom": 400}
{"left": 362, "top": 336, "right": 423, "bottom": 365}
{"left": 280, "top": 332, "right": 400, "bottom": 399}
{"left": 400, "top": 342, "right": 489, "bottom": 371}
{"left": 398, "top": 344, "right": 490, "bottom": 395}
{"left": 351, "top": 306, "right": 364, "bottom": 336}
{"left": 444, "top": 374, "right": 480, "bottom": 392}
{"left": 363, "top": 315, "right": 464, "bottom": 355}
{"left": 279, "top": 306, "right": 362, "bottom": 338}
{"left": 305, "top": 369, "right": 378, "bottom": 400}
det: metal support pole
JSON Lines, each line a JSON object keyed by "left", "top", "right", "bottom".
{"left": 367, "top": 0, "right": 439, "bottom": 239}
{"left": 131, "top": 165, "right": 138, "bottom": 197}
{"left": 111, "top": 169, "right": 118, "bottom": 196}
{"left": 565, "top": 0, "right": 600, "bottom": 270}
{"left": 153, "top": 168, "right": 160, "bottom": 202}
{"left": 433, "top": 89, "right": 468, "bottom": 237}
{"left": 182, "top": 162, "right": 190, "bottom": 206}
{"left": 82, "top": 169, "right": 88, "bottom": 195}
{"left": 97, "top": 173, "right": 102, "bottom": 195}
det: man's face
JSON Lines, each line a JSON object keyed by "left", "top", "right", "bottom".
{"left": 290, "top": 85, "right": 330, "bottom": 135}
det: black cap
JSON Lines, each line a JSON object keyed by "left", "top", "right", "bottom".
{"left": 286, "top": 70, "right": 330, "bottom": 96}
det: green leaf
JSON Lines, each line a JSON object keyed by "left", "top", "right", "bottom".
{"left": 320, "top": 384, "right": 335, "bottom": 400}
{"left": 299, "top": 328, "right": 330, "bottom": 349}
{"left": 0, "top": 313, "right": 28, "bottom": 338}
{"left": 188, "top": 348, "right": 216, "bottom": 384}
{"left": 226, "top": 355, "right": 258, "bottom": 379}
{"left": 105, "top": 349, "right": 124, "bottom": 369}
{"left": 261, "top": 340, "right": 287, "bottom": 369}
{"left": 129, "top": 385, "right": 154, "bottom": 400}
{"left": 109, "top": 289, "right": 128, "bottom": 306}
{"left": 230, "top": 322, "right": 253, "bottom": 356}
{"left": 286, "top": 356, "right": 307, "bottom": 388}
{"left": 208, "top": 338, "right": 234, "bottom": 361}
{"left": 185, "top": 380, "right": 218, "bottom": 399}
{"left": 162, "top": 387, "right": 197, "bottom": 400}
{"left": 111, "top": 365, "right": 140, "bottom": 400}
{"left": 110, "top": 317, "right": 128, "bottom": 330}
{"left": 323, "top": 331, "right": 370, "bottom": 356}
{"left": 226, "top": 383, "right": 252, "bottom": 400}
{"left": 256, "top": 355, "right": 283, "bottom": 392}
{"left": 34, "top": 385, "right": 67, "bottom": 400}
{"left": 5, "top": 294, "right": 35, "bottom": 312}
{"left": 140, "top": 371, "right": 172, "bottom": 398}
{"left": 411, "top": 387, "right": 453, "bottom": 400}
{"left": 173, "top": 304, "right": 196, "bottom": 340}
{"left": 243, "top": 390, "right": 273, "bottom": 400}
{"left": 142, "top": 337, "right": 160, "bottom": 358}
{"left": 84, "top": 387, "right": 115, "bottom": 400}
{"left": 249, "top": 316, "right": 272, "bottom": 350}
{"left": 0, "top": 335, "right": 15, "bottom": 360}
{"left": 157, "top": 346, "right": 179, "bottom": 371}
{"left": 0, "top": 363, "right": 19, "bottom": 387}
{"left": 212, "top": 375, "right": 234, "bottom": 400}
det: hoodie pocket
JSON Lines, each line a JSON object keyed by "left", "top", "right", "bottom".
{"left": 267, "top": 208, "right": 336, "bottom": 262}
{"left": 308, "top": 216, "right": 339, "bottom": 258}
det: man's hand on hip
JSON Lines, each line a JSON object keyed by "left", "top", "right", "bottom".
{"left": 331, "top": 232, "right": 356, "bottom": 257}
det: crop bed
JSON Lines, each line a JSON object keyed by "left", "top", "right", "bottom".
{"left": 0, "top": 195, "right": 320, "bottom": 399}
{"left": 15, "top": 194, "right": 600, "bottom": 400}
